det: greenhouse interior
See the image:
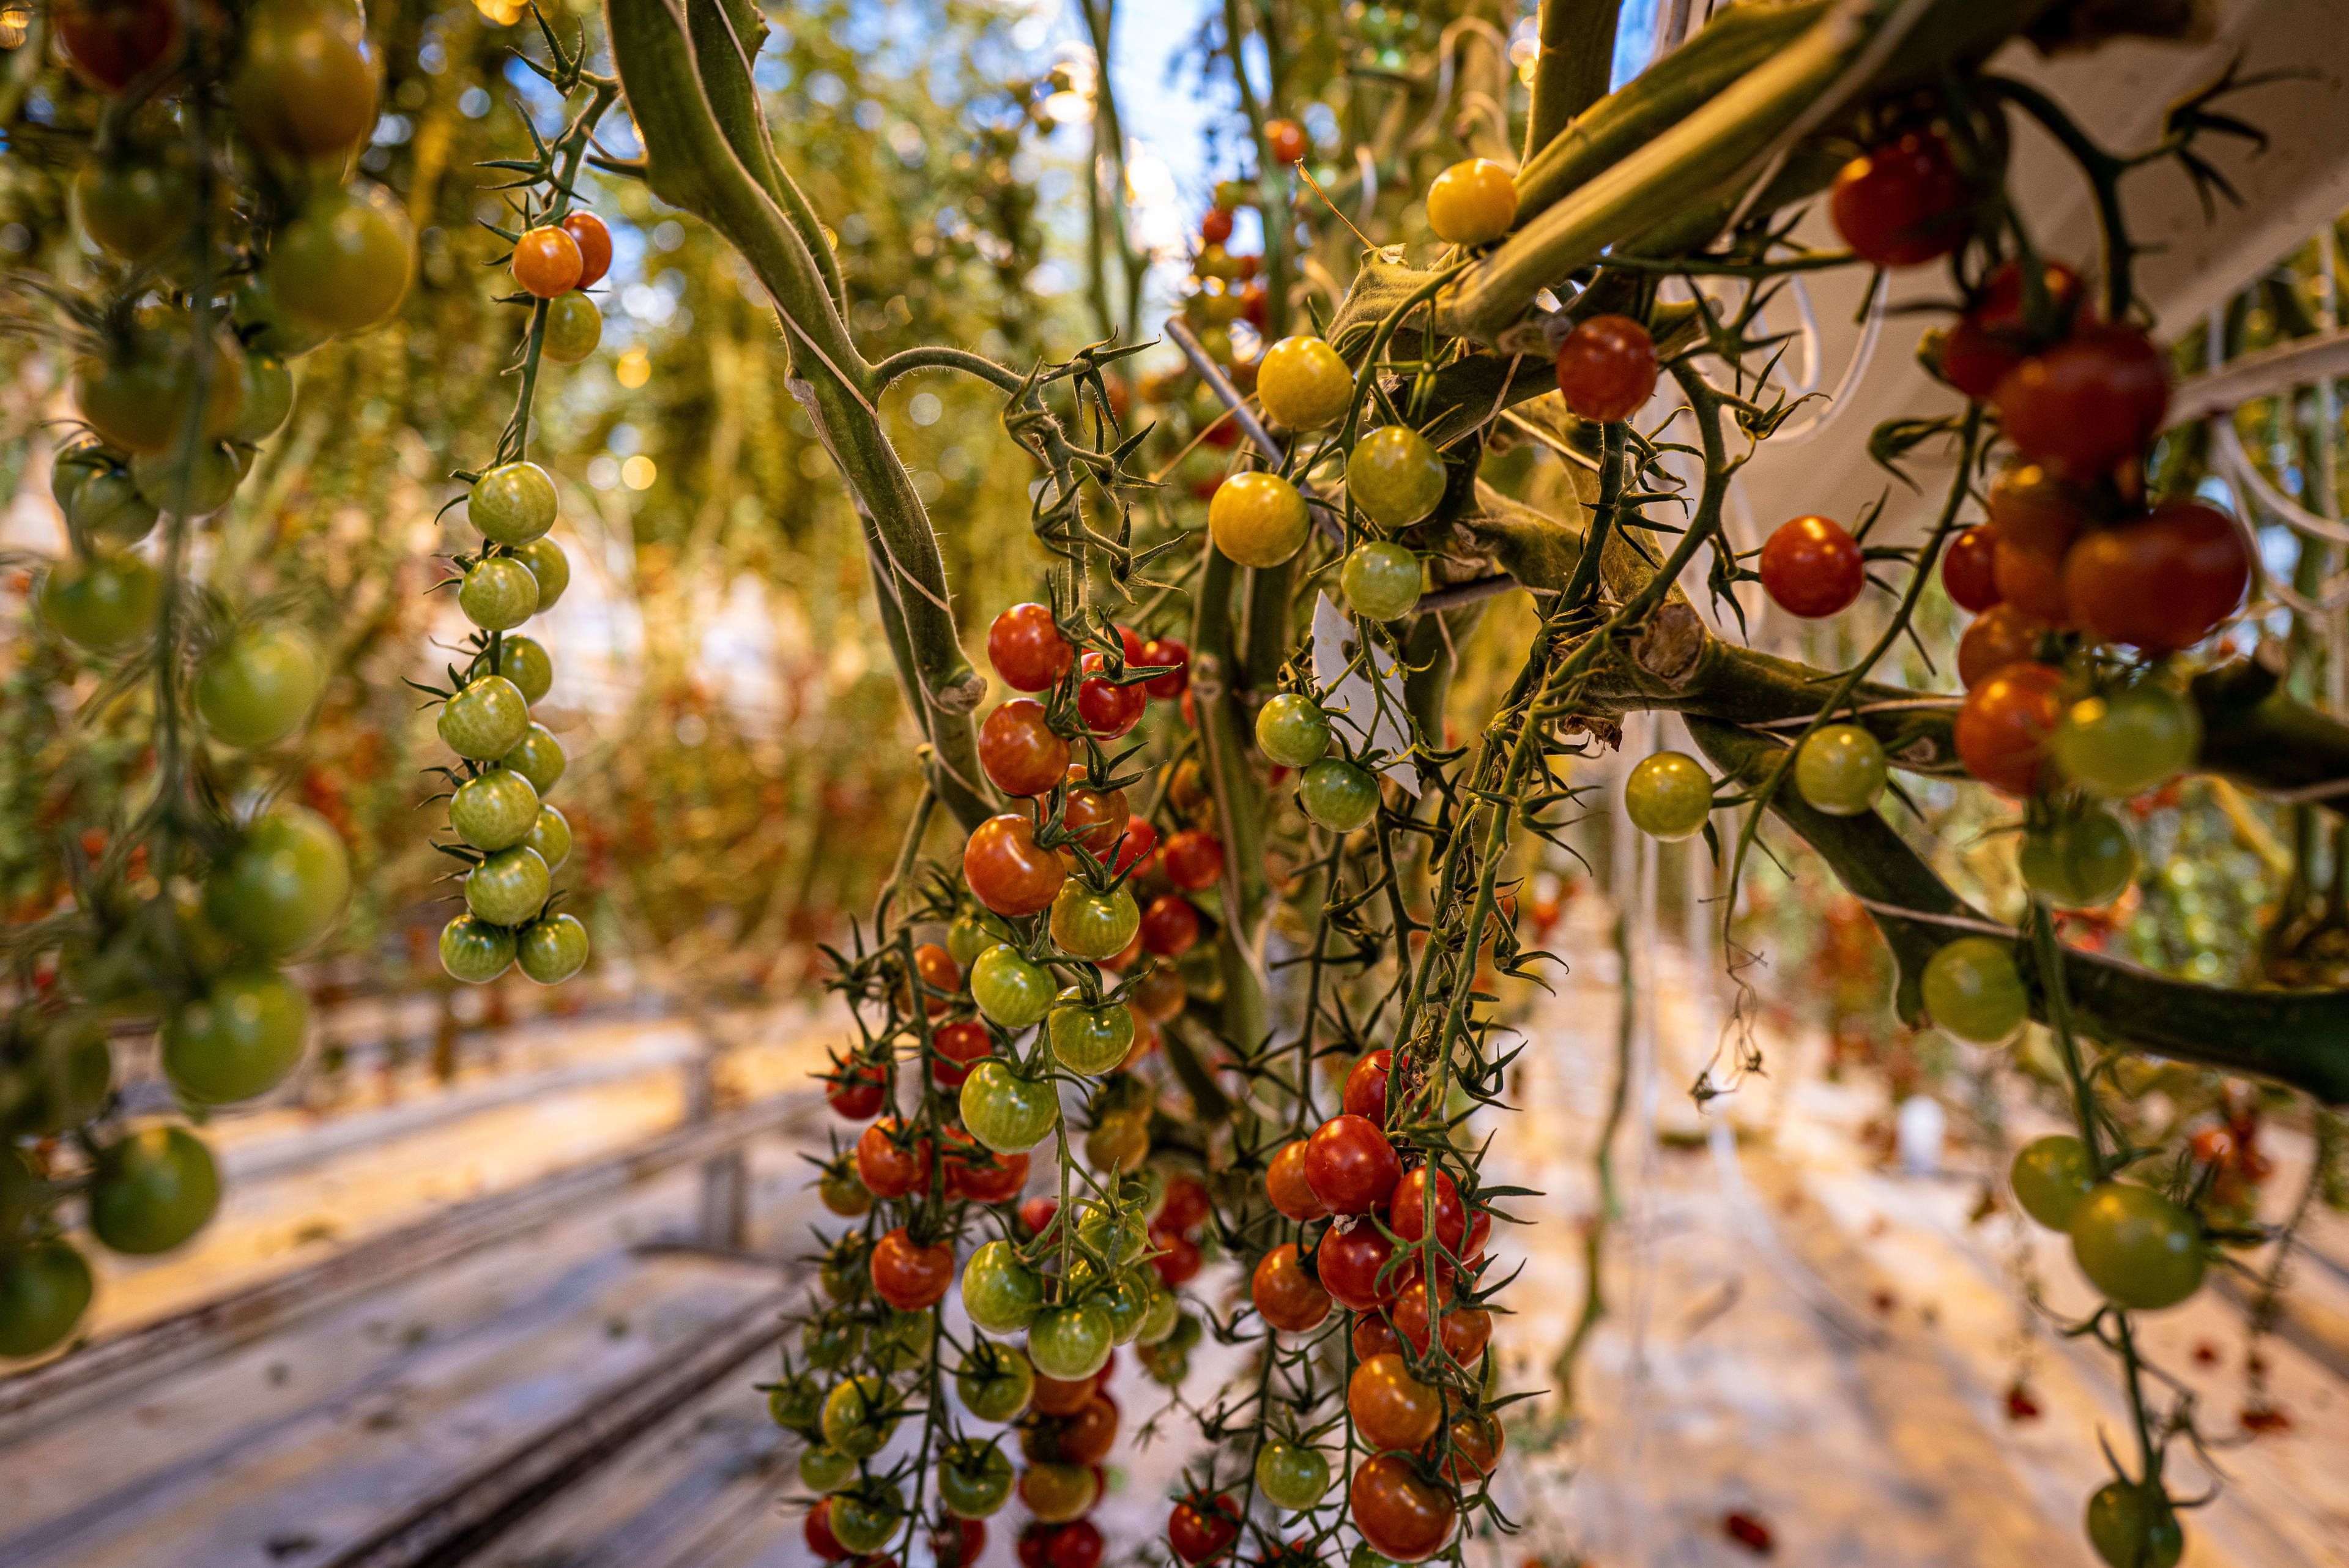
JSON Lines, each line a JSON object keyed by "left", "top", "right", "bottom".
{"left": 2, "top": 0, "right": 2347, "bottom": 1564}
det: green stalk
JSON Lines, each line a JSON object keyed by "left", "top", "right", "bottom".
{"left": 1521, "top": 0, "right": 1629, "bottom": 168}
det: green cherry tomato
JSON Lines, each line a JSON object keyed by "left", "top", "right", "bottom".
{"left": 2085, "top": 1481, "right": 2184, "bottom": 1568}
{"left": 2011, "top": 1134, "right": 2096, "bottom": 1232}
{"left": 1091, "top": 1268, "right": 1152, "bottom": 1345}
{"left": 470, "top": 462, "right": 559, "bottom": 547}
{"left": 450, "top": 768, "right": 541, "bottom": 851}
{"left": 459, "top": 558, "right": 540, "bottom": 632}
{"left": 1208, "top": 470, "right": 1312, "bottom": 568}
{"left": 1255, "top": 1440, "right": 1333, "bottom": 1511}
{"left": 1257, "top": 335, "right": 1353, "bottom": 429}
{"left": 0, "top": 1240, "right": 94, "bottom": 1358}
{"left": 947, "top": 910, "right": 1013, "bottom": 968}
{"left": 2069, "top": 1183, "right": 2205, "bottom": 1310}
{"left": 1346, "top": 425, "right": 1447, "bottom": 529}
{"left": 2, "top": 1015, "right": 113, "bottom": 1134}
{"left": 828, "top": 1480, "right": 906, "bottom": 1555}
{"left": 233, "top": 353, "right": 295, "bottom": 443}
{"left": 130, "top": 441, "right": 244, "bottom": 515}
{"left": 822, "top": 1374, "right": 899, "bottom": 1458}
{"left": 514, "top": 537, "right": 571, "bottom": 610}
{"left": 1047, "top": 991, "right": 1136, "bottom": 1075}
{"left": 439, "top": 676, "right": 530, "bottom": 761}
{"left": 501, "top": 723, "right": 567, "bottom": 795}
{"left": 969, "top": 944, "right": 1053, "bottom": 1029}
{"left": 1340, "top": 541, "right": 1424, "bottom": 620}
{"left": 1624, "top": 751, "right": 1713, "bottom": 841}
{"left": 73, "top": 322, "right": 245, "bottom": 455}
{"left": 1026, "top": 1299, "right": 1114, "bottom": 1381}
{"left": 206, "top": 805, "right": 351, "bottom": 956}
{"left": 956, "top": 1347, "right": 1034, "bottom": 1422}
{"left": 2019, "top": 809, "right": 2137, "bottom": 908}
{"left": 516, "top": 913, "right": 590, "bottom": 984}
{"left": 67, "top": 463, "right": 160, "bottom": 547}
{"left": 268, "top": 184, "right": 414, "bottom": 336}
{"left": 801, "top": 1309, "right": 864, "bottom": 1370}
{"left": 1921, "top": 936, "right": 2028, "bottom": 1044}
{"left": 51, "top": 440, "right": 105, "bottom": 514}
{"left": 465, "top": 845, "right": 550, "bottom": 927}
{"left": 938, "top": 1437, "right": 1017, "bottom": 1518}
{"left": 961, "top": 1238, "right": 1045, "bottom": 1333}
{"left": 161, "top": 968, "right": 310, "bottom": 1104}
{"left": 234, "top": 273, "right": 330, "bottom": 360}
{"left": 231, "top": 0, "right": 377, "bottom": 158}
{"left": 439, "top": 915, "right": 516, "bottom": 984}
{"left": 40, "top": 552, "right": 161, "bottom": 650}
{"left": 767, "top": 1372, "right": 824, "bottom": 1436}
{"left": 1256, "top": 692, "right": 1332, "bottom": 768}
{"left": 541, "top": 292, "right": 603, "bottom": 365}
{"left": 1050, "top": 882, "right": 1140, "bottom": 961}
{"left": 959, "top": 1059, "right": 1061, "bottom": 1154}
{"left": 76, "top": 156, "right": 196, "bottom": 263}
{"left": 197, "top": 625, "right": 324, "bottom": 748}
{"left": 1794, "top": 724, "right": 1888, "bottom": 816}
{"left": 2054, "top": 683, "right": 2200, "bottom": 800}
{"left": 818, "top": 1233, "right": 871, "bottom": 1303}
{"left": 492, "top": 634, "right": 554, "bottom": 705}
{"left": 1075, "top": 1202, "right": 1149, "bottom": 1265}
{"left": 89, "top": 1126, "right": 219, "bottom": 1255}
{"left": 523, "top": 804, "right": 573, "bottom": 872}
{"left": 799, "top": 1444, "right": 858, "bottom": 1494}
{"left": 1299, "top": 758, "right": 1380, "bottom": 831}
{"left": 1135, "top": 1280, "right": 1181, "bottom": 1344}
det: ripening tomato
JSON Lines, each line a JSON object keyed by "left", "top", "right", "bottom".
{"left": 856, "top": 1117, "right": 933, "bottom": 1200}
{"left": 1390, "top": 1277, "right": 1493, "bottom": 1364}
{"left": 2069, "top": 1182, "right": 2206, "bottom": 1310}
{"left": 1424, "top": 158, "right": 1517, "bottom": 246}
{"left": 1348, "top": 426, "right": 1447, "bottom": 530}
{"left": 965, "top": 813, "right": 1066, "bottom": 917}
{"left": 907, "top": 942, "right": 961, "bottom": 1015}
{"left": 1956, "top": 661, "right": 2064, "bottom": 795}
{"left": 1028, "top": 1363, "right": 1096, "bottom": 1417}
{"left": 1316, "top": 1219, "right": 1398, "bottom": 1310}
{"left": 1922, "top": 936, "right": 2029, "bottom": 1044}
{"left": 1266, "top": 1140, "right": 1328, "bottom": 1221}
{"left": 1990, "top": 538, "right": 2071, "bottom": 626}
{"left": 232, "top": 0, "right": 377, "bottom": 160}
{"left": 1209, "top": 471, "right": 1312, "bottom": 568}
{"left": 1348, "top": 1352, "right": 1444, "bottom": 1451}
{"left": 989, "top": 603, "right": 1074, "bottom": 691}
{"left": 871, "top": 1227, "right": 954, "bottom": 1310}
{"left": 2011, "top": 1134, "right": 2097, "bottom": 1231}
{"left": 1054, "top": 770, "right": 1132, "bottom": 862}
{"left": 826, "top": 1057, "right": 886, "bottom": 1119}
{"left": 932, "top": 1020, "right": 993, "bottom": 1088}
{"left": 1942, "top": 525, "right": 2001, "bottom": 612}
{"left": 1994, "top": 322, "right": 2170, "bottom": 477}
{"left": 804, "top": 1498, "right": 850, "bottom": 1561}
{"left": 1759, "top": 515, "right": 1866, "bottom": 618}
{"left": 1938, "top": 260, "right": 2083, "bottom": 399}
{"left": 1830, "top": 130, "right": 1973, "bottom": 268}
{"left": 1438, "top": 1411, "right": 1505, "bottom": 1484}
{"left": 1251, "top": 1241, "right": 1333, "bottom": 1332}
{"left": 1306, "top": 1114, "right": 1401, "bottom": 1215}
{"left": 1343, "top": 1048, "right": 1391, "bottom": 1122}
{"left": 1160, "top": 830, "right": 1225, "bottom": 891}
{"left": 2062, "top": 500, "right": 2249, "bottom": 653}
{"left": 562, "top": 211, "right": 614, "bottom": 288}
{"left": 513, "top": 225, "right": 585, "bottom": 298}
{"left": 1349, "top": 1451, "right": 1457, "bottom": 1562}
{"left": 1258, "top": 335, "right": 1353, "bottom": 430}
{"left": 946, "top": 1137, "right": 1028, "bottom": 1204}
{"left": 1957, "top": 603, "right": 2050, "bottom": 689}
{"left": 1266, "top": 119, "right": 1308, "bottom": 165}
{"left": 1352, "top": 1311, "right": 1403, "bottom": 1361}
{"left": 1554, "top": 314, "right": 1657, "bottom": 424}
{"left": 1794, "top": 724, "right": 1889, "bottom": 817}
{"left": 1624, "top": 751, "right": 1713, "bottom": 842}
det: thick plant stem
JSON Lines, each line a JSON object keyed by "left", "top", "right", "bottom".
{"left": 1553, "top": 901, "right": 1633, "bottom": 1410}
{"left": 1521, "top": 0, "right": 1625, "bottom": 167}
{"left": 1189, "top": 548, "right": 1270, "bottom": 1047}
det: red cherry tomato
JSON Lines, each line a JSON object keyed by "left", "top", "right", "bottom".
{"left": 856, "top": 1117, "right": 933, "bottom": 1200}
{"left": 1341, "top": 1047, "right": 1391, "bottom": 1122}
{"left": 1994, "top": 322, "right": 2170, "bottom": 478}
{"left": 981, "top": 699, "right": 1072, "bottom": 797}
{"left": 1045, "top": 1520, "right": 1103, "bottom": 1568}
{"left": 1388, "top": 1165, "right": 1475, "bottom": 1257}
{"left": 1160, "top": 830, "right": 1225, "bottom": 892}
{"left": 1250, "top": 1241, "right": 1333, "bottom": 1332}
{"left": 513, "top": 225, "right": 585, "bottom": 298}
{"left": 1150, "top": 1226, "right": 1202, "bottom": 1285}
{"left": 1139, "top": 894, "right": 1200, "bottom": 957}
{"left": 1200, "top": 208, "right": 1234, "bottom": 246}
{"left": 1553, "top": 314, "right": 1658, "bottom": 424}
{"left": 1051, "top": 771, "right": 1133, "bottom": 863}
{"left": 931, "top": 1020, "right": 993, "bottom": 1087}
{"left": 964, "top": 813, "right": 1066, "bottom": 917}
{"left": 1938, "top": 259, "right": 2082, "bottom": 398}
{"left": 1347, "top": 1352, "right": 1444, "bottom": 1451}
{"left": 989, "top": 603, "right": 1075, "bottom": 691}
{"left": 1140, "top": 637, "right": 1190, "bottom": 699}
{"left": 561, "top": 211, "right": 614, "bottom": 289}
{"left": 906, "top": 942, "right": 960, "bottom": 1016}
{"left": 806, "top": 1498, "right": 850, "bottom": 1561}
{"left": 826, "top": 1057, "right": 886, "bottom": 1120}
{"left": 1956, "top": 661, "right": 2064, "bottom": 795}
{"left": 2063, "top": 500, "right": 2250, "bottom": 653}
{"left": 1265, "top": 119, "right": 1307, "bottom": 165}
{"left": 1352, "top": 1310, "right": 1403, "bottom": 1361}
{"left": 1077, "top": 653, "right": 1146, "bottom": 738}
{"left": 1305, "top": 1113, "right": 1402, "bottom": 1215}
{"left": 1266, "top": 1139, "right": 1329, "bottom": 1221}
{"left": 871, "top": 1226, "right": 955, "bottom": 1310}
{"left": 53, "top": 0, "right": 182, "bottom": 92}
{"left": 1111, "top": 815, "right": 1159, "bottom": 877}
{"left": 1316, "top": 1219, "right": 1398, "bottom": 1310}
{"left": 1987, "top": 463, "right": 2090, "bottom": 556}
{"left": 1942, "top": 526, "right": 2001, "bottom": 612}
{"left": 1759, "top": 515, "right": 1866, "bottom": 619}
{"left": 1989, "top": 538, "right": 2072, "bottom": 626}
{"left": 1160, "top": 1175, "right": 1211, "bottom": 1233}
{"left": 1349, "top": 1451, "right": 1457, "bottom": 1562}
{"left": 1020, "top": 1194, "right": 1061, "bottom": 1238}
{"left": 1390, "top": 1276, "right": 1493, "bottom": 1362}
{"left": 946, "top": 1141, "right": 1028, "bottom": 1204}
{"left": 935, "top": 1515, "right": 987, "bottom": 1568}
{"left": 1957, "top": 603, "right": 2050, "bottom": 689}
{"left": 1830, "top": 130, "right": 1972, "bottom": 269}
